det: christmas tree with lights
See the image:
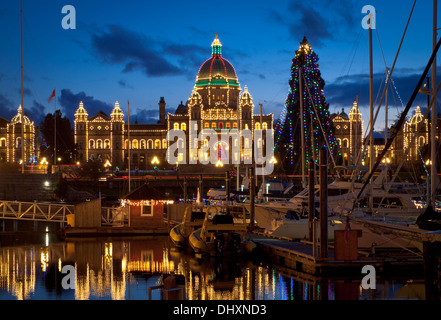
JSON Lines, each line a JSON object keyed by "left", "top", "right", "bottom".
{"left": 275, "top": 37, "right": 338, "bottom": 174}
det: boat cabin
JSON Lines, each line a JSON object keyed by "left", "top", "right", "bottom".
{"left": 121, "top": 183, "right": 174, "bottom": 228}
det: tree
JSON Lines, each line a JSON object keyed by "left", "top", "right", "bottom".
{"left": 40, "top": 110, "right": 77, "bottom": 164}
{"left": 275, "top": 37, "right": 338, "bottom": 174}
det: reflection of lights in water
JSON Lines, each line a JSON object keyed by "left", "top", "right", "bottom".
{"left": 40, "top": 251, "right": 49, "bottom": 272}
{"left": 45, "top": 226, "right": 49, "bottom": 247}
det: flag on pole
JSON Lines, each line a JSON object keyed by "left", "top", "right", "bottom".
{"left": 48, "top": 89, "right": 55, "bottom": 103}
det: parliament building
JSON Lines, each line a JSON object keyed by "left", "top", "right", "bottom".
{"left": 73, "top": 35, "right": 273, "bottom": 171}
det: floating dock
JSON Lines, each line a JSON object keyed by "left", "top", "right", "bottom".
{"left": 250, "top": 233, "right": 424, "bottom": 277}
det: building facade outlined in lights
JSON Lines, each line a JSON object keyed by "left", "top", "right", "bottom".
{"left": 73, "top": 34, "right": 273, "bottom": 171}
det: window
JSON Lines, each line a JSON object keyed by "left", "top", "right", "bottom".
{"left": 204, "top": 123, "right": 210, "bottom": 129}
{"left": 141, "top": 205, "right": 153, "bottom": 216}
{"left": 233, "top": 122, "right": 238, "bottom": 129}
{"left": 155, "top": 139, "right": 161, "bottom": 149}
{"left": 262, "top": 122, "right": 268, "bottom": 130}
{"left": 0, "top": 138, "right": 6, "bottom": 147}
{"left": 147, "top": 139, "right": 153, "bottom": 149}
{"left": 181, "top": 123, "right": 186, "bottom": 131}
{"left": 104, "top": 139, "right": 110, "bottom": 149}
{"left": 162, "top": 139, "right": 167, "bottom": 149}
{"left": 125, "top": 140, "right": 129, "bottom": 149}
{"left": 211, "top": 123, "right": 216, "bottom": 130}
{"left": 226, "top": 122, "right": 231, "bottom": 129}
{"left": 174, "top": 123, "right": 179, "bottom": 130}
{"left": 419, "top": 136, "right": 425, "bottom": 146}
{"left": 96, "top": 139, "right": 102, "bottom": 149}
{"left": 16, "top": 137, "right": 22, "bottom": 148}
{"left": 218, "top": 122, "right": 224, "bottom": 129}
{"left": 132, "top": 139, "right": 138, "bottom": 149}
{"left": 255, "top": 122, "right": 261, "bottom": 130}
{"left": 343, "top": 138, "right": 349, "bottom": 148}
{"left": 140, "top": 139, "right": 146, "bottom": 149}
{"left": 89, "top": 139, "right": 95, "bottom": 149}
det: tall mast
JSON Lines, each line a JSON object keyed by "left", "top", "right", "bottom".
{"left": 431, "top": 0, "right": 437, "bottom": 207}
{"left": 369, "top": 14, "right": 374, "bottom": 211}
{"left": 128, "top": 100, "right": 131, "bottom": 192}
{"left": 20, "top": 0, "right": 24, "bottom": 174}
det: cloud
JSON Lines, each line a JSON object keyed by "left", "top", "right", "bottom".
{"left": 118, "top": 80, "right": 133, "bottom": 89}
{"left": 131, "top": 107, "right": 174, "bottom": 124}
{"left": 0, "top": 93, "right": 15, "bottom": 119}
{"left": 58, "top": 89, "right": 113, "bottom": 120}
{"left": 324, "top": 67, "right": 436, "bottom": 114}
{"left": 28, "top": 100, "right": 47, "bottom": 125}
{"left": 270, "top": 0, "right": 359, "bottom": 47}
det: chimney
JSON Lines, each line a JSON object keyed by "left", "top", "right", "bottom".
{"left": 159, "top": 97, "right": 166, "bottom": 124}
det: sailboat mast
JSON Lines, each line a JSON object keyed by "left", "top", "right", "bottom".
{"left": 431, "top": 0, "right": 437, "bottom": 207}
{"left": 369, "top": 18, "right": 374, "bottom": 210}
{"left": 20, "top": 0, "right": 24, "bottom": 174}
{"left": 128, "top": 100, "right": 131, "bottom": 193}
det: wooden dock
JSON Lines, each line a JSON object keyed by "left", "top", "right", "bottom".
{"left": 250, "top": 233, "right": 424, "bottom": 277}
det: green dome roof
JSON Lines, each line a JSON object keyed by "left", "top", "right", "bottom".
{"left": 195, "top": 35, "right": 239, "bottom": 87}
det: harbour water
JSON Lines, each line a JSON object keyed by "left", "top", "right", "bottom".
{"left": 0, "top": 231, "right": 425, "bottom": 300}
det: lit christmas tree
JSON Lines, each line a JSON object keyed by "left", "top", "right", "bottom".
{"left": 275, "top": 37, "right": 338, "bottom": 174}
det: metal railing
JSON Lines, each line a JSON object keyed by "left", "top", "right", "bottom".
{"left": 0, "top": 200, "right": 74, "bottom": 223}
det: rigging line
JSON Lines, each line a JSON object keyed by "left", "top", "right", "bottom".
{"left": 356, "top": 35, "right": 441, "bottom": 203}
{"left": 352, "top": 0, "right": 417, "bottom": 201}
{"left": 379, "top": 99, "right": 438, "bottom": 209}
{"left": 301, "top": 72, "right": 338, "bottom": 170}
{"left": 334, "top": 28, "right": 364, "bottom": 102}
{"left": 375, "top": 27, "right": 388, "bottom": 69}
{"left": 361, "top": 0, "right": 416, "bottom": 153}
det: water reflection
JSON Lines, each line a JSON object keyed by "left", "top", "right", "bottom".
{"left": 0, "top": 235, "right": 425, "bottom": 300}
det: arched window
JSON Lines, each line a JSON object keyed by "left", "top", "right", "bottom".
{"left": 343, "top": 138, "right": 349, "bottom": 149}
{"left": 233, "top": 122, "right": 238, "bottom": 129}
{"left": 89, "top": 139, "right": 95, "bottom": 149}
{"left": 204, "top": 122, "right": 210, "bottom": 129}
{"left": 104, "top": 139, "right": 110, "bottom": 149}
{"left": 211, "top": 123, "right": 216, "bottom": 130}
{"left": 181, "top": 123, "right": 186, "bottom": 131}
{"left": 162, "top": 139, "right": 167, "bottom": 149}
{"left": 155, "top": 139, "right": 161, "bottom": 149}
{"left": 0, "top": 138, "right": 5, "bottom": 147}
{"left": 226, "top": 122, "right": 231, "bottom": 129}
{"left": 96, "top": 139, "right": 103, "bottom": 149}
{"left": 140, "top": 139, "right": 146, "bottom": 149}
{"left": 255, "top": 122, "right": 261, "bottom": 130}
{"left": 148, "top": 139, "right": 153, "bottom": 149}
{"left": 218, "top": 122, "right": 224, "bottom": 129}
{"left": 262, "top": 122, "right": 268, "bottom": 130}
{"left": 132, "top": 139, "right": 138, "bottom": 149}
{"left": 174, "top": 123, "right": 179, "bottom": 130}
{"left": 419, "top": 136, "right": 425, "bottom": 146}
{"left": 16, "top": 137, "right": 22, "bottom": 148}
{"left": 125, "top": 139, "right": 129, "bottom": 149}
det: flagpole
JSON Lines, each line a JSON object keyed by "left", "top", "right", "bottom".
{"left": 20, "top": 0, "right": 24, "bottom": 174}
{"left": 54, "top": 88, "right": 57, "bottom": 166}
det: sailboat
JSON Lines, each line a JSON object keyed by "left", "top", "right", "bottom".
{"left": 248, "top": 5, "right": 440, "bottom": 250}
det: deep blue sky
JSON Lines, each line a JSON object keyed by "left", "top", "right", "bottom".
{"left": 0, "top": 0, "right": 439, "bottom": 132}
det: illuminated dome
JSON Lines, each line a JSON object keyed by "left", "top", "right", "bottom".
{"left": 240, "top": 86, "right": 253, "bottom": 106}
{"left": 409, "top": 106, "right": 423, "bottom": 125}
{"left": 11, "top": 105, "right": 32, "bottom": 125}
{"left": 111, "top": 101, "right": 124, "bottom": 120}
{"left": 195, "top": 34, "right": 239, "bottom": 88}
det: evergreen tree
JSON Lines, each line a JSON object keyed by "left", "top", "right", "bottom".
{"left": 275, "top": 37, "right": 338, "bottom": 174}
